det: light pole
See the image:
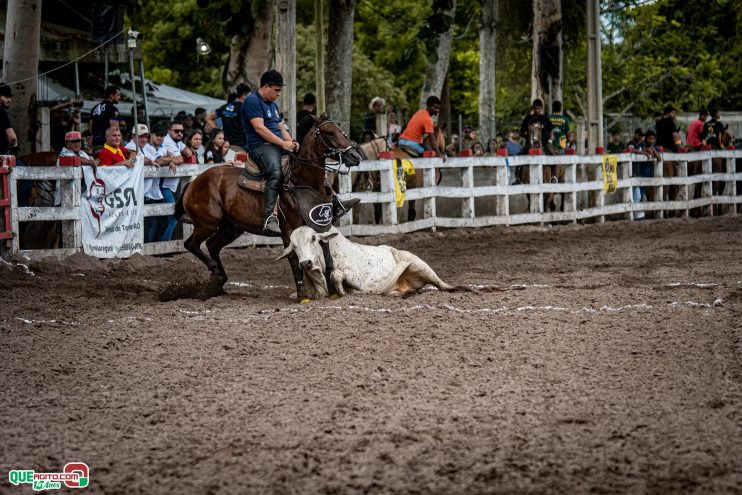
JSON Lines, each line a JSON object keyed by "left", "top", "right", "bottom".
{"left": 127, "top": 29, "right": 142, "bottom": 153}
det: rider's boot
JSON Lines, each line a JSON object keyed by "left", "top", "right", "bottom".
{"left": 263, "top": 187, "right": 281, "bottom": 234}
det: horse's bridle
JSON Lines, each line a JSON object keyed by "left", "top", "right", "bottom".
{"left": 313, "top": 120, "right": 359, "bottom": 170}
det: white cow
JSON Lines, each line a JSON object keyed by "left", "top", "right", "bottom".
{"left": 277, "top": 226, "right": 454, "bottom": 297}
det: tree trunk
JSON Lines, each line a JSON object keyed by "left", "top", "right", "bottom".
{"left": 2, "top": 0, "right": 42, "bottom": 155}
{"left": 479, "top": 0, "right": 499, "bottom": 145}
{"left": 530, "top": 0, "right": 562, "bottom": 111}
{"left": 224, "top": 0, "right": 274, "bottom": 92}
{"left": 440, "top": 72, "right": 451, "bottom": 133}
{"left": 275, "top": 0, "right": 296, "bottom": 134}
{"left": 419, "top": 0, "right": 457, "bottom": 108}
{"left": 325, "top": 0, "right": 355, "bottom": 133}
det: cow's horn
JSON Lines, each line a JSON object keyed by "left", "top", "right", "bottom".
{"left": 276, "top": 244, "right": 294, "bottom": 261}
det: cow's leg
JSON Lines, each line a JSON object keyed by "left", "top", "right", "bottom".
{"left": 320, "top": 242, "right": 339, "bottom": 298}
{"left": 396, "top": 251, "right": 454, "bottom": 291}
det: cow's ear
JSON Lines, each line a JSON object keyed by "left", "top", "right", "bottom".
{"left": 319, "top": 231, "right": 338, "bottom": 243}
{"left": 276, "top": 243, "right": 294, "bottom": 260}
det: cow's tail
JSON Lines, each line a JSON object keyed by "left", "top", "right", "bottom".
{"left": 174, "top": 182, "right": 191, "bottom": 224}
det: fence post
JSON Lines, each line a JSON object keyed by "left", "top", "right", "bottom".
{"left": 381, "top": 161, "right": 397, "bottom": 225}
{"left": 337, "top": 171, "right": 353, "bottom": 227}
{"left": 568, "top": 157, "right": 577, "bottom": 223}
{"left": 654, "top": 158, "right": 664, "bottom": 219}
{"left": 9, "top": 167, "right": 20, "bottom": 253}
{"left": 461, "top": 162, "right": 474, "bottom": 221}
{"left": 702, "top": 157, "right": 713, "bottom": 216}
{"left": 597, "top": 159, "right": 606, "bottom": 223}
{"left": 724, "top": 156, "right": 735, "bottom": 216}
{"left": 530, "top": 159, "right": 542, "bottom": 221}
{"left": 677, "top": 160, "right": 689, "bottom": 218}
{"left": 620, "top": 157, "right": 632, "bottom": 221}
{"left": 495, "top": 161, "right": 509, "bottom": 222}
{"left": 423, "top": 164, "right": 437, "bottom": 230}
{"left": 61, "top": 167, "right": 82, "bottom": 249}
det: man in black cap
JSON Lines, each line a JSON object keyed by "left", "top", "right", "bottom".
{"left": 655, "top": 104, "right": 681, "bottom": 152}
{"left": 295, "top": 93, "right": 317, "bottom": 146}
{"left": 519, "top": 99, "right": 554, "bottom": 153}
{"left": 242, "top": 69, "right": 300, "bottom": 233}
{"left": 0, "top": 83, "right": 18, "bottom": 155}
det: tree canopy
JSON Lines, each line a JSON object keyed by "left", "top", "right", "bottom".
{"left": 127, "top": 0, "right": 741, "bottom": 135}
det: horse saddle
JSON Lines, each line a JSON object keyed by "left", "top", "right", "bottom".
{"left": 237, "top": 154, "right": 292, "bottom": 193}
{"left": 397, "top": 144, "right": 421, "bottom": 157}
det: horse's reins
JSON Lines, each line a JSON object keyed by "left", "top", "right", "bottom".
{"left": 287, "top": 120, "right": 360, "bottom": 176}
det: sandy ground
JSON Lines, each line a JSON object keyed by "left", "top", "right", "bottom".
{"left": 2, "top": 216, "right": 742, "bottom": 494}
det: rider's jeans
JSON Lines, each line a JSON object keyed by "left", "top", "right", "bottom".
{"left": 250, "top": 143, "right": 285, "bottom": 218}
{"left": 398, "top": 138, "right": 425, "bottom": 155}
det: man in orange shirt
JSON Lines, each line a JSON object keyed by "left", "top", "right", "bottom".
{"left": 398, "top": 96, "right": 447, "bottom": 161}
{"left": 97, "top": 127, "right": 136, "bottom": 167}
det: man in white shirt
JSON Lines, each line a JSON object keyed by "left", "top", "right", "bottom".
{"left": 158, "top": 121, "right": 193, "bottom": 241}
{"left": 55, "top": 131, "right": 97, "bottom": 206}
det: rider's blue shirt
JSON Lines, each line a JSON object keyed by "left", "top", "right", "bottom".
{"left": 242, "top": 91, "right": 283, "bottom": 150}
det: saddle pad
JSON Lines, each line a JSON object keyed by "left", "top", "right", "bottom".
{"left": 237, "top": 174, "right": 265, "bottom": 192}
{"left": 286, "top": 186, "right": 334, "bottom": 233}
{"left": 245, "top": 153, "right": 291, "bottom": 177}
{"left": 397, "top": 144, "right": 421, "bottom": 157}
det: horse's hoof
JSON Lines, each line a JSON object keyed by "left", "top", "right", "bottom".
{"left": 329, "top": 293, "right": 342, "bottom": 300}
{"left": 299, "top": 297, "right": 312, "bottom": 304}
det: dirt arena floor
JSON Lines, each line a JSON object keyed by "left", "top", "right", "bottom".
{"left": 2, "top": 216, "right": 742, "bottom": 494}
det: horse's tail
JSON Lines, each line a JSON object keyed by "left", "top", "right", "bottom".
{"left": 174, "top": 182, "right": 191, "bottom": 224}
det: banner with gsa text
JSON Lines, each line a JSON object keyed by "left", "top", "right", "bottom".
{"left": 81, "top": 156, "right": 144, "bottom": 258}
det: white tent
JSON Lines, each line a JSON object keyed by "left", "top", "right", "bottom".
{"left": 39, "top": 77, "right": 224, "bottom": 118}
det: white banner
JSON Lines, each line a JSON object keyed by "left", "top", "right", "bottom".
{"left": 81, "top": 157, "right": 145, "bottom": 258}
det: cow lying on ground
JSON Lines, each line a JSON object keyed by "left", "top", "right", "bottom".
{"left": 277, "top": 226, "right": 454, "bottom": 297}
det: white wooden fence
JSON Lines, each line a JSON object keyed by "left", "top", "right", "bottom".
{"left": 4, "top": 150, "right": 741, "bottom": 260}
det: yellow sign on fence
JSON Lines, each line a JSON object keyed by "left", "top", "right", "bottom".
{"left": 393, "top": 158, "right": 415, "bottom": 207}
{"left": 602, "top": 155, "right": 618, "bottom": 193}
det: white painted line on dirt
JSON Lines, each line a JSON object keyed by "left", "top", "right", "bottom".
{"left": 665, "top": 282, "right": 719, "bottom": 288}
{"left": 72, "top": 273, "right": 86, "bottom": 277}
{"left": 15, "top": 317, "right": 78, "bottom": 326}
{"left": 252, "top": 299, "right": 724, "bottom": 318}
{"left": 228, "top": 281, "right": 291, "bottom": 290}
{"left": 179, "top": 309, "right": 211, "bottom": 315}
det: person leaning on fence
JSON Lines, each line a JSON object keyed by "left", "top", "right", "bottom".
{"left": 397, "top": 95, "right": 447, "bottom": 162}
{"left": 98, "top": 127, "right": 136, "bottom": 167}
{"left": 124, "top": 123, "right": 150, "bottom": 154}
{"left": 185, "top": 129, "right": 205, "bottom": 164}
{"left": 701, "top": 107, "right": 725, "bottom": 150}
{"left": 140, "top": 125, "right": 176, "bottom": 243}
{"left": 686, "top": 109, "right": 708, "bottom": 151}
{"left": 89, "top": 85, "right": 122, "bottom": 151}
{"left": 54, "top": 131, "right": 97, "bottom": 207}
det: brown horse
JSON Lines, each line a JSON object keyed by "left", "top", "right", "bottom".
{"left": 175, "top": 114, "right": 362, "bottom": 301}
{"left": 519, "top": 121, "right": 564, "bottom": 211}
{"left": 355, "top": 129, "right": 445, "bottom": 223}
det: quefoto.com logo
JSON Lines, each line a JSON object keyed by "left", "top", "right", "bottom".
{"left": 9, "top": 462, "right": 89, "bottom": 491}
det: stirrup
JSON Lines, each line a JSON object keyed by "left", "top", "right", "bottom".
{"left": 263, "top": 215, "right": 281, "bottom": 233}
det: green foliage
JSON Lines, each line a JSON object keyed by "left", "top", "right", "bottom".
{"left": 128, "top": 0, "right": 740, "bottom": 136}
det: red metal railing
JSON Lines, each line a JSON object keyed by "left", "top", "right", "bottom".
{"left": 0, "top": 155, "right": 16, "bottom": 248}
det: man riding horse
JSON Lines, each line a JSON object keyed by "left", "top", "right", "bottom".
{"left": 397, "top": 96, "right": 448, "bottom": 161}
{"left": 519, "top": 99, "right": 555, "bottom": 155}
{"left": 243, "top": 70, "right": 358, "bottom": 233}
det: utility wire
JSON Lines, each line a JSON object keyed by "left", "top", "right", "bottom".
{"left": 2, "top": 27, "right": 130, "bottom": 87}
